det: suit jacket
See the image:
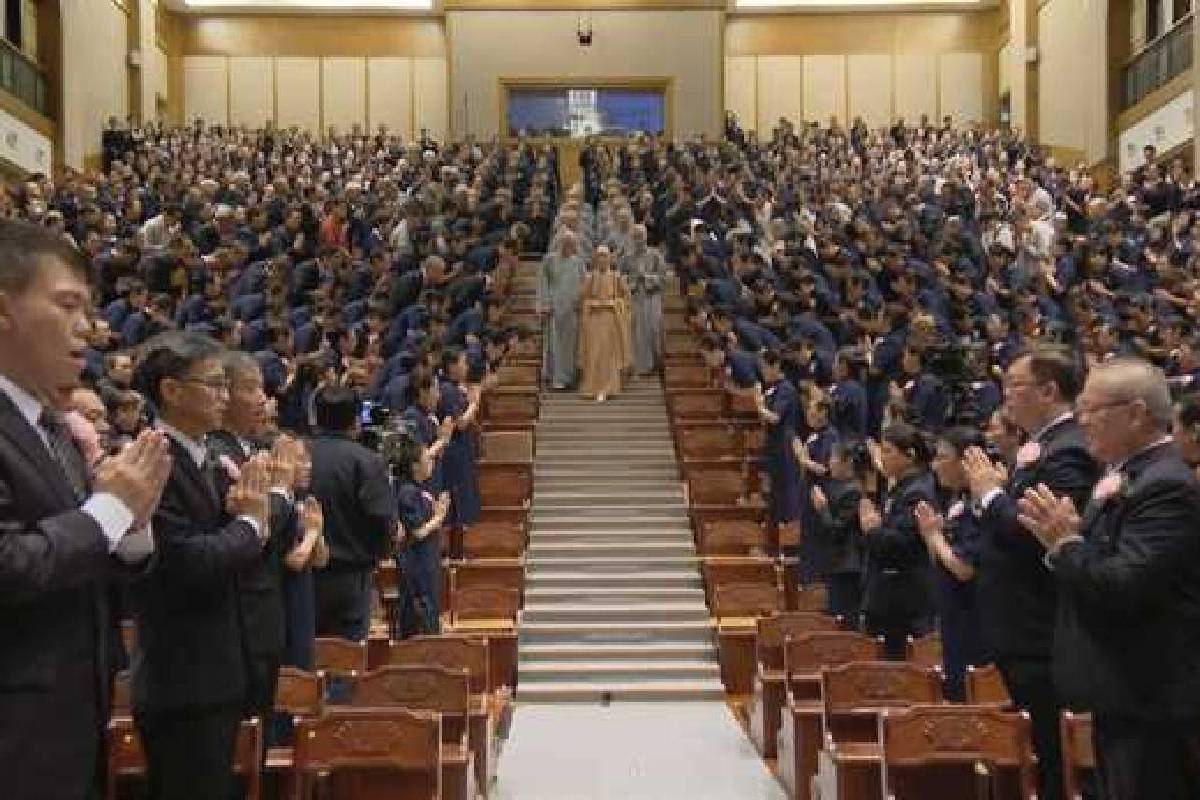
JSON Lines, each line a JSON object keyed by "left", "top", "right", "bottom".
{"left": 131, "top": 437, "right": 261, "bottom": 714}
{"left": 978, "top": 417, "right": 1099, "bottom": 659}
{"left": 0, "top": 395, "right": 113, "bottom": 800}
{"left": 861, "top": 471, "right": 938, "bottom": 623}
{"left": 308, "top": 432, "right": 394, "bottom": 570}
{"left": 1053, "top": 442, "right": 1200, "bottom": 719}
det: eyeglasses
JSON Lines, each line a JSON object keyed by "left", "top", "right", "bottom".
{"left": 181, "top": 377, "right": 230, "bottom": 393}
{"left": 1075, "top": 398, "right": 1131, "bottom": 419}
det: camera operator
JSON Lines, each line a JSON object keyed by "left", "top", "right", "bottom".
{"left": 309, "top": 385, "right": 395, "bottom": 641}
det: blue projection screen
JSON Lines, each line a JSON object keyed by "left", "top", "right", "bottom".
{"left": 506, "top": 87, "right": 666, "bottom": 138}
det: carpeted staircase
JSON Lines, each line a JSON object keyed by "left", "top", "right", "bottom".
{"left": 516, "top": 377, "right": 723, "bottom": 702}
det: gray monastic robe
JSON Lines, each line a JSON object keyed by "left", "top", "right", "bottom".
{"left": 538, "top": 251, "right": 586, "bottom": 387}
{"left": 624, "top": 244, "right": 667, "bottom": 374}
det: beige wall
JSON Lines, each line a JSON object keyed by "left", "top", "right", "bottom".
{"left": 445, "top": 9, "right": 723, "bottom": 139}
{"left": 61, "top": 0, "right": 130, "bottom": 168}
{"left": 1037, "top": 0, "right": 1109, "bottom": 163}
{"left": 724, "top": 11, "right": 997, "bottom": 132}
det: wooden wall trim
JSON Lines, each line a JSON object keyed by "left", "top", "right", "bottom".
{"left": 725, "top": 9, "right": 1001, "bottom": 55}
{"left": 182, "top": 14, "right": 446, "bottom": 56}
{"left": 1115, "top": 70, "right": 1192, "bottom": 133}
{"left": 0, "top": 86, "right": 54, "bottom": 138}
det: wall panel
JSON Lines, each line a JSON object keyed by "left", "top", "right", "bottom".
{"left": 894, "top": 52, "right": 937, "bottom": 123}
{"left": 367, "top": 57, "right": 413, "bottom": 139}
{"left": 322, "top": 57, "right": 367, "bottom": 133}
{"left": 412, "top": 57, "right": 448, "bottom": 142}
{"left": 724, "top": 55, "right": 757, "bottom": 133}
{"left": 61, "top": 0, "right": 129, "bottom": 167}
{"left": 1039, "top": 0, "right": 1109, "bottom": 162}
{"left": 938, "top": 52, "right": 983, "bottom": 124}
{"left": 183, "top": 55, "right": 229, "bottom": 127}
{"left": 275, "top": 56, "right": 320, "bottom": 132}
{"left": 229, "top": 56, "right": 274, "bottom": 128}
{"left": 755, "top": 56, "right": 802, "bottom": 135}
{"left": 847, "top": 53, "right": 891, "bottom": 127}
{"left": 803, "top": 54, "right": 845, "bottom": 125}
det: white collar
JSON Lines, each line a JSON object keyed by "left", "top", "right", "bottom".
{"left": 1112, "top": 435, "right": 1174, "bottom": 474}
{"left": 156, "top": 420, "right": 207, "bottom": 468}
{"left": 0, "top": 373, "right": 45, "bottom": 431}
{"left": 1031, "top": 410, "right": 1074, "bottom": 443}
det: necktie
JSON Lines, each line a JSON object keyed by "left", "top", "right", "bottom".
{"left": 201, "top": 447, "right": 223, "bottom": 503}
{"left": 39, "top": 408, "right": 87, "bottom": 502}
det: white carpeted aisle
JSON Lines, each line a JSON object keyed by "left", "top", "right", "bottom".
{"left": 492, "top": 702, "right": 787, "bottom": 800}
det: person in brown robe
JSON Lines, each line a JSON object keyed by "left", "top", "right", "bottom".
{"left": 577, "top": 245, "right": 632, "bottom": 402}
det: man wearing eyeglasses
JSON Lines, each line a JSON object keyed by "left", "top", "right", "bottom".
{"left": 129, "top": 332, "right": 272, "bottom": 800}
{"left": 1020, "top": 358, "right": 1200, "bottom": 799}
{"left": 962, "top": 343, "right": 1100, "bottom": 800}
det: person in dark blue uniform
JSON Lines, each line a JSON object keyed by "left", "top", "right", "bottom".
{"left": 399, "top": 372, "right": 452, "bottom": 493}
{"left": 437, "top": 347, "right": 482, "bottom": 555}
{"left": 858, "top": 422, "right": 938, "bottom": 659}
{"left": 830, "top": 347, "right": 869, "bottom": 440}
{"left": 915, "top": 426, "right": 989, "bottom": 700}
{"left": 809, "top": 441, "right": 871, "bottom": 624}
{"left": 794, "top": 390, "right": 840, "bottom": 581}
{"left": 281, "top": 439, "right": 329, "bottom": 671}
{"left": 754, "top": 350, "right": 801, "bottom": 550}
{"left": 382, "top": 430, "right": 450, "bottom": 637}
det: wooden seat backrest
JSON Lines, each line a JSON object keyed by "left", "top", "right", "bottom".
{"left": 756, "top": 612, "right": 842, "bottom": 670}
{"left": 822, "top": 661, "right": 944, "bottom": 744}
{"left": 350, "top": 665, "right": 471, "bottom": 745}
{"left": 665, "top": 389, "right": 725, "bottom": 421}
{"left": 908, "top": 632, "right": 943, "bottom": 670}
{"left": 461, "top": 521, "right": 527, "bottom": 559}
{"left": 702, "top": 557, "right": 776, "bottom": 590}
{"left": 685, "top": 466, "right": 747, "bottom": 506}
{"left": 793, "top": 583, "right": 829, "bottom": 612}
{"left": 451, "top": 561, "right": 525, "bottom": 593}
{"left": 477, "top": 462, "right": 532, "bottom": 508}
{"left": 479, "top": 430, "right": 534, "bottom": 463}
{"left": 725, "top": 389, "right": 760, "bottom": 420}
{"left": 497, "top": 363, "right": 538, "bottom": 387}
{"left": 450, "top": 586, "right": 521, "bottom": 622}
{"left": 698, "top": 518, "right": 765, "bottom": 556}
{"left": 880, "top": 705, "right": 1037, "bottom": 799}
{"left": 664, "top": 363, "right": 713, "bottom": 388}
{"left": 482, "top": 389, "right": 539, "bottom": 425}
{"left": 276, "top": 667, "right": 326, "bottom": 717}
{"left": 315, "top": 637, "right": 369, "bottom": 678}
{"left": 292, "top": 708, "right": 441, "bottom": 800}
{"left": 388, "top": 636, "right": 490, "bottom": 695}
{"left": 712, "top": 581, "right": 783, "bottom": 619}
{"left": 966, "top": 664, "right": 1013, "bottom": 708}
{"left": 784, "top": 631, "right": 883, "bottom": 700}
{"left": 1061, "top": 711, "right": 1095, "bottom": 800}
{"left": 676, "top": 422, "right": 742, "bottom": 461}
{"left": 664, "top": 332, "right": 700, "bottom": 358}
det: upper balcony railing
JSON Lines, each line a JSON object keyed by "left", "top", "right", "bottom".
{"left": 1122, "top": 15, "right": 1193, "bottom": 111}
{"left": 0, "top": 37, "right": 48, "bottom": 118}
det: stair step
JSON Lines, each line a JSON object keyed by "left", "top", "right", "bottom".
{"left": 527, "top": 530, "right": 694, "bottom": 545}
{"left": 534, "top": 481, "right": 683, "bottom": 494}
{"left": 528, "top": 542, "right": 696, "bottom": 559}
{"left": 518, "top": 641, "right": 716, "bottom": 661}
{"left": 515, "top": 680, "right": 725, "bottom": 703}
{"left": 525, "top": 586, "right": 706, "bottom": 603}
{"left": 518, "top": 660, "right": 721, "bottom": 682}
{"left": 528, "top": 555, "right": 700, "bottom": 572}
{"left": 526, "top": 572, "right": 704, "bottom": 589}
{"left": 530, "top": 516, "right": 689, "bottom": 531}
{"left": 534, "top": 489, "right": 685, "bottom": 502}
{"left": 522, "top": 603, "right": 711, "bottom": 624}
{"left": 519, "top": 619, "right": 714, "bottom": 644}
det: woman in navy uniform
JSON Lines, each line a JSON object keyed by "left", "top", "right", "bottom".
{"left": 858, "top": 422, "right": 938, "bottom": 658}
{"left": 400, "top": 371, "right": 452, "bottom": 493}
{"left": 830, "top": 347, "right": 869, "bottom": 440}
{"left": 383, "top": 431, "right": 450, "bottom": 637}
{"left": 916, "top": 427, "right": 989, "bottom": 700}
{"left": 794, "top": 390, "right": 840, "bottom": 581}
{"left": 754, "top": 350, "right": 801, "bottom": 549}
{"left": 809, "top": 441, "right": 872, "bottom": 624}
{"left": 437, "top": 347, "right": 482, "bottom": 553}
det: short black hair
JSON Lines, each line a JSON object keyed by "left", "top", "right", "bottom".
{"left": 134, "top": 331, "right": 223, "bottom": 408}
{"left": 1014, "top": 343, "right": 1085, "bottom": 402}
{"left": 314, "top": 385, "right": 360, "bottom": 432}
{"left": 938, "top": 425, "right": 986, "bottom": 456}
{"left": 0, "top": 218, "right": 89, "bottom": 294}
{"left": 882, "top": 421, "right": 933, "bottom": 466}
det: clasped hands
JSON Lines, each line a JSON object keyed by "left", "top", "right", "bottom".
{"left": 226, "top": 454, "right": 273, "bottom": 541}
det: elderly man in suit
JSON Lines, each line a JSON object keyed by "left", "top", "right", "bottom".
{"left": 1020, "top": 357, "right": 1200, "bottom": 799}
{"left": 961, "top": 343, "right": 1100, "bottom": 800}
{"left": 131, "top": 332, "right": 272, "bottom": 800}
{"left": 0, "top": 220, "right": 169, "bottom": 800}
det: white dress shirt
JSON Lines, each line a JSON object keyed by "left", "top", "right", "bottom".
{"left": 157, "top": 421, "right": 263, "bottom": 538}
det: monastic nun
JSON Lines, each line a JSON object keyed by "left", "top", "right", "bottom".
{"left": 622, "top": 223, "right": 667, "bottom": 375}
{"left": 538, "top": 229, "right": 586, "bottom": 389}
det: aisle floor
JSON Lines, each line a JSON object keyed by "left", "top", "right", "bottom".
{"left": 492, "top": 702, "right": 788, "bottom": 800}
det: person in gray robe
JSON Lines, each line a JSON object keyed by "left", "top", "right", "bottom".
{"left": 538, "top": 230, "right": 586, "bottom": 389}
{"left": 623, "top": 224, "right": 667, "bottom": 375}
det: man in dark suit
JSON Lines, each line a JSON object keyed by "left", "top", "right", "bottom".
{"left": 1020, "top": 357, "right": 1200, "bottom": 799}
{"left": 309, "top": 386, "right": 395, "bottom": 641}
{"left": 389, "top": 255, "right": 445, "bottom": 317}
{"left": 0, "top": 220, "right": 169, "bottom": 800}
{"left": 210, "top": 350, "right": 302, "bottom": 729}
{"left": 130, "top": 332, "right": 271, "bottom": 800}
{"left": 963, "top": 344, "right": 1100, "bottom": 800}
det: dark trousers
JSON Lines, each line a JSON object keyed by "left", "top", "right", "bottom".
{"left": 825, "top": 572, "right": 862, "bottom": 626}
{"left": 313, "top": 568, "right": 373, "bottom": 642}
{"left": 135, "top": 705, "right": 242, "bottom": 800}
{"left": 997, "top": 657, "right": 1064, "bottom": 800}
{"left": 865, "top": 611, "right": 933, "bottom": 661}
{"left": 1093, "top": 714, "right": 1200, "bottom": 800}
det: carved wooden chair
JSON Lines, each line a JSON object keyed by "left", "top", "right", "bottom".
{"left": 966, "top": 664, "right": 1013, "bottom": 708}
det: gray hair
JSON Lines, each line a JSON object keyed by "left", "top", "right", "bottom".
{"left": 219, "top": 349, "right": 261, "bottom": 381}
{"left": 1090, "top": 356, "right": 1173, "bottom": 430}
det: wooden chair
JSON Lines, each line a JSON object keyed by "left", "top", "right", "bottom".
{"left": 813, "top": 662, "right": 944, "bottom": 800}
{"left": 106, "top": 716, "right": 263, "bottom": 800}
{"left": 697, "top": 518, "right": 766, "bottom": 557}
{"left": 315, "top": 637, "right": 369, "bottom": 679}
{"left": 793, "top": 583, "right": 829, "bottom": 613}
{"left": 966, "top": 664, "right": 1013, "bottom": 708}
{"left": 664, "top": 363, "right": 714, "bottom": 389}
{"left": 375, "top": 560, "right": 401, "bottom": 632}
{"left": 481, "top": 387, "right": 539, "bottom": 430}
{"left": 776, "top": 632, "right": 885, "bottom": 800}
{"left": 665, "top": 389, "right": 726, "bottom": 426}
{"left": 447, "top": 585, "right": 522, "bottom": 630}
{"left": 291, "top": 708, "right": 441, "bottom": 800}
{"left": 461, "top": 520, "right": 527, "bottom": 559}
{"left": 879, "top": 705, "right": 1037, "bottom": 799}
{"left": 267, "top": 668, "right": 327, "bottom": 775}
{"left": 388, "top": 636, "right": 502, "bottom": 792}
{"left": 477, "top": 462, "right": 533, "bottom": 514}
{"left": 907, "top": 633, "right": 943, "bottom": 670}
{"left": 701, "top": 556, "right": 777, "bottom": 610}
{"left": 1061, "top": 711, "right": 1095, "bottom": 800}
{"left": 349, "top": 666, "right": 476, "bottom": 800}
{"left": 746, "top": 612, "right": 844, "bottom": 760}
{"left": 676, "top": 421, "right": 745, "bottom": 464}
{"left": 478, "top": 429, "right": 535, "bottom": 463}
{"left": 711, "top": 582, "right": 786, "bottom": 705}
{"left": 496, "top": 363, "right": 538, "bottom": 388}
{"left": 111, "top": 669, "right": 132, "bottom": 716}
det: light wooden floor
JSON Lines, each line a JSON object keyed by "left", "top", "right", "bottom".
{"left": 493, "top": 701, "right": 788, "bottom": 799}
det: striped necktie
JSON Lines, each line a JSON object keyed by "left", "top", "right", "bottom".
{"left": 39, "top": 408, "right": 87, "bottom": 502}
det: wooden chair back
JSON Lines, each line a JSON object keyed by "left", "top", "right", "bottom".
{"left": 1061, "top": 711, "right": 1095, "bottom": 800}
{"left": 697, "top": 518, "right": 765, "bottom": 556}
{"left": 450, "top": 586, "right": 522, "bottom": 624}
{"left": 291, "top": 708, "right": 441, "bottom": 800}
{"left": 664, "top": 363, "right": 713, "bottom": 389}
{"left": 966, "top": 664, "right": 1013, "bottom": 708}
{"left": 712, "top": 582, "right": 783, "bottom": 619}
{"left": 275, "top": 667, "right": 326, "bottom": 718}
{"left": 756, "top": 612, "right": 842, "bottom": 671}
{"left": 496, "top": 363, "right": 538, "bottom": 388}
{"left": 822, "top": 661, "right": 944, "bottom": 744}
{"left": 111, "top": 669, "right": 132, "bottom": 716}
{"left": 482, "top": 388, "right": 539, "bottom": 427}
{"left": 792, "top": 583, "right": 829, "bottom": 612}
{"left": 880, "top": 705, "right": 1037, "bottom": 800}
{"left": 477, "top": 462, "right": 533, "bottom": 508}
{"left": 663, "top": 332, "right": 700, "bottom": 360}
{"left": 451, "top": 561, "right": 525, "bottom": 594}
{"left": 665, "top": 389, "right": 725, "bottom": 423}
{"left": 908, "top": 633, "right": 943, "bottom": 670}
{"left": 676, "top": 422, "right": 743, "bottom": 462}
{"left": 315, "top": 637, "right": 369, "bottom": 679}
{"left": 784, "top": 631, "right": 883, "bottom": 700}
{"left": 388, "top": 636, "right": 490, "bottom": 695}
{"left": 685, "top": 466, "right": 748, "bottom": 506}
{"left": 350, "top": 665, "right": 471, "bottom": 745}
{"left": 461, "top": 521, "right": 527, "bottom": 559}
{"left": 479, "top": 429, "right": 534, "bottom": 463}
{"left": 725, "top": 389, "right": 760, "bottom": 420}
